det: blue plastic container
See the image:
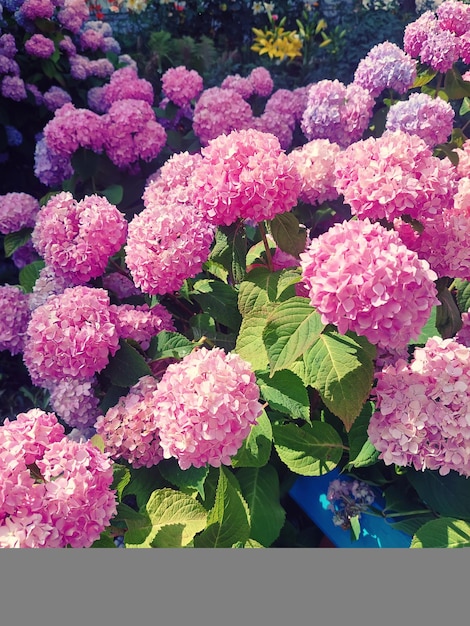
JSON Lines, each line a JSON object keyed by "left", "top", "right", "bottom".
{"left": 289, "top": 468, "right": 413, "bottom": 548}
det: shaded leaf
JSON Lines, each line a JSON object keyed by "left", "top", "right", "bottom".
{"left": 231, "top": 410, "right": 273, "bottom": 468}
{"left": 158, "top": 459, "right": 209, "bottom": 499}
{"left": 147, "top": 330, "right": 195, "bottom": 361}
{"left": 270, "top": 212, "right": 307, "bottom": 258}
{"left": 191, "top": 279, "right": 241, "bottom": 331}
{"left": 407, "top": 469, "right": 470, "bottom": 520}
{"left": 3, "top": 228, "right": 33, "bottom": 257}
{"left": 346, "top": 401, "right": 379, "bottom": 469}
{"left": 19, "top": 260, "right": 45, "bottom": 293}
{"left": 101, "top": 339, "right": 151, "bottom": 387}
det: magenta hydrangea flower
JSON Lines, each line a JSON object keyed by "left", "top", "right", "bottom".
{"left": 57, "top": 0, "right": 90, "bottom": 33}
{"left": 0, "top": 408, "right": 116, "bottom": 548}
{"left": 31, "top": 192, "right": 128, "bottom": 285}
{"left": 301, "top": 79, "right": 375, "bottom": 148}
{"left": 264, "top": 88, "right": 307, "bottom": 130}
{"left": 58, "top": 35, "right": 77, "bottom": 57}
{"left": 190, "top": 128, "right": 301, "bottom": 226}
{"left": 0, "top": 34, "right": 17, "bottom": 59}
{"left": 154, "top": 347, "right": 263, "bottom": 470}
{"left": 161, "top": 65, "right": 204, "bottom": 107}
{"left": 95, "top": 375, "right": 164, "bottom": 469}
{"left": 249, "top": 66, "right": 274, "bottom": 97}
{"left": 192, "top": 86, "right": 254, "bottom": 145}
{"left": 43, "top": 103, "right": 104, "bottom": 159}
{"left": 100, "top": 66, "right": 154, "bottom": 111}
{"left": 368, "top": 336, "right": 470, "bottom": 477}
{"left": 18, "top": 0, "right": 55, "bottom": 21}
{"left": 47, "top": 376, "right": 102, "bottom": 430}
{"left": 78, "top": 28, "right": 105, "bottom": 52}
{"left": 353, "top": 41, "right": 417, "bottom": 97}
{"left": 125, "top": 187, "right": 215, "bottom": 295}
{"left": 437, "top": 0, "right": 470, "bottom": 35}
{"left": 288, "top": 139, "right": 341, "bottom": 206}
{"left": 334, "top": 130, "right": 457, "bottom": 223}
{"left": 0, "top": 192, "right": 39, "bottom": 234}
{"left": 23, "top": 285, "right": 120, "bottom": 385}
{"left": 144, "top": 151, "right": 203, "bottom": 198}
{"left": 24, "top": 34, "right": 55, "bottom": 59}
{"left": 251, "top": 111, "right": 294, "bottom": 150}
{"left": 102, "top": 272, "right": 141, "bottom": 299}
{"left": 299, "top": 218, "right": 439, "bottom": 351}
{"left": 0, "top": 285, "right": 31, "bottom": 356}
{"left": 221, "top": 73, "right": 254, "bottom": 99}
{"left": 385, "top": 92, "right": 454, "bottom": 147}
{"left": 109, "top": 302, "right": 176, "bottom": 350}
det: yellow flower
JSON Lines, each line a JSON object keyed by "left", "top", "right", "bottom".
{"left": 251, "top": 26, "right": 302, "bottom": 62}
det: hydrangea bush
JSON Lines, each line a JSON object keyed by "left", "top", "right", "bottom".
{"left": 3, "top": 0, "right": 470, "bottom": 548}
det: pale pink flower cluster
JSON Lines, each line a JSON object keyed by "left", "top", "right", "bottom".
{"left": 353, "top": 41, "right": 417, "bottom": 97}
{"left": 47, "top": 376, "right": 102, "bottom": 429}
{"left": 57, "top": 0, "right": 90, "bottom": 33}
{"left": 125, "top": 187, "right": 215, "bottom": 295}
{"left": 144, "top": 150, "right": 203, "bottom": 197}
{"left": 190, "top": 128, "right": 301, "bottom": 226}
{"left": 0, "top": 192, "right": 39, "bottom": 234}
{"left": 0, "top": 408, "right": 116, "bottom": 548}
{"left": 153, "top": 347, "right": 263, "bottom": 470}
{"left": 102, "top": 99, "right": 167, "bottom": 169}
{"left": 334, "top": 130, "right": 457, "bottom": 223}
{"left": 31, "top": 192, "right": 128, "bottom": 285}
{"left": 385, "top": 92, "right": 454, "bottom": 147}
{"left": 454, "top": 138, "right": 470, "bottom": 177}
{"left": 109, "top": 303, "right": 176, "bottom": 350}
{"left": 288, "top": 139, "right": 341, "bottom": 206}
{"left": 43, "top": 103, "right": 104, "bottom": 159}
{"left": 99, "top": 66, "right": 154, "bottom": 111}
{"left": 161, "top": 65, "right": 204, "bottom": 107}
{"left": 301, "top": 79, "right": 375, "bottom": 148}
{"left": 0, "top": 285, "right": 31, "bottom": 355}
{"left": 95, "top": 375, "right": 164, "bottom": 469}
{"left": 299, "top": 218, "right": 439, "bottom": 351}
{"left": 221, "top": 73, "right": 254, "bottom": 99}
{"left": 23, "top": 286, "right": 120, "bottom": 385}
{"left": 368, "top": 336, "right": 470, "bottom": 477}
{"left": 192, "top": 87, "right": 254, "bottom": 145}
{"left": 24, "top": 34, "right": 55, "bottom": 58}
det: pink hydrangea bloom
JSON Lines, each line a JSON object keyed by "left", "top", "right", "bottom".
{"left": 154, "top": 347, "right": 263, "bottom": 470}
{"left": 95, "top": 375, "right": 164, "bottom": 469}
{"left": 1, "top": 75, "right": 27, "bottom": 101}
{"left": 334, "top": 130, "right": 457, "bottom": 223}
{"left": 454, "top": 139, "right": 470, "bottom": 177}
{"left": 288, "top": 139, "right": 341, "bottom": 206}
{"left": 301, "top": 79, "right": 375, "bottom": 148}
{"left": 0, "top": 408, "right": 116, "bottom": 548}
{"left": 0, "top": 192, "right": 39, "bottom": 234}
{"left": 31, "top": 192, "right": 128, "bottom": 285}
{"left": 220, "top": 74, "right": 254, "bottom": 99}
{"left": 249, "top": 66, "right": 274, "bottom": 97}
{"left": 299, "top": 218, "right": 439, "bottom": 351}
{"left": 144, "top": 151, "right": 203, "bottom": 198}
{"left": 436, "top": 0, "right": 470, "bottom": 35}
{"left": 18, "top": 0, "right": 55, "bottom": 21}
{"left": 47, "top": 376, "right": 102, "bottom": 429}
{"left": 251, "top": 111, "right": 294, "bottom": 150}
{"left": 353, "top": 41, "right": 417, "bottom": 98}
{"left": 43, "top": 103, "right": 104, "bottom": 159}
{"left": 403, "top": 11, "right": 440, "bottom": 58}
{"left": 125, "top": 187, "right": 215, "bottom": 295}
{"left": 161, "top": 65, "right": 204, "bottom": 107}
{"left": 264, "top": 88, "right": 306, "bottom": 129}
{"left": 23, "top": 285, "right": 120, "bottom": 385}
{"left": 190, "top": 128, "right": 301, "bottom": 226}
{"left": 368, "top": 336, "right": 470, "bottom": 477}
{"left": 24, "top": 34, "right": 55, "bottom": 59}
{"left": 420, "top": 27, "right": 460, "bottom": 72}
{"left": 192, "top": 87, "right": 254, "bottom": 145}
{"left": 385, "top": 92, "right": 454, "bottom": 147}
{"left": 57, "top": 0, "right": 90, "bottom": 33}
{"left": 100, "top": 66, "right": 154, "bottom": 111}
{"left": 0, "top": 285, "right": 31, "bottom": 355}
{"left": 109, "top": 302, "right": 176, "bottom": 350}
{"left": 28, "top": 265, "right": 74, "bottom": 311}
{"left": 79, "top": 29, "right": 105, "bottom": 52}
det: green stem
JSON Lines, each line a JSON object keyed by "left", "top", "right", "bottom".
{"left": 258, "top": 221, "right": 274, "bottom": 272}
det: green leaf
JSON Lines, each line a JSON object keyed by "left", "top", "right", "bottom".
{"left": 191, "top": 279, "right": 241, "bottom": 331}
{"left": 147, "top": 330, "right": 195, "bottom": 361}
{"left": 71, "top": 148, "right": 102, "bottom": 181}
{"left": 236, "top": 465, "right": 286, "bottom": 547}
{"left": 411, "top": 68, "right": 437, "bottom": 88}
{"left": 407, "top": 470, "right": 470, "bottom": 520}
{"left": 346, "top": 401, "right": 379, "bottom": 469}
{"left": 256, "top": 369, "right": 310, "bottom": 421}
{"left": 388, "top": 514, "right": 435, "bottom": 537}
{"left": 189, "top": 313, "right": 216, "bottom": 341}
{"left": 194, "top": 467, "right": 251, "bottom": 547}
{"left": 444, "top": 66, "right": 470, "bottom": 99}
{"left": 414, "top": 306, "right": 438, "bottom": 345}
{"left": 111, "top": 464, "right": 132, "bottom": 502}
{"left": 19, "top": 260, "right": 45, "bottom": 293}
{"left": 90, "top": 530, "right": 118, "bottom": 548}
{"left": 125, "top": 488, "right": 208, "bottom": 548}
{"left": 411, "top": 517, "right": 470, "bottom": 548}
{"left": 349, "top": 515, "right": 361, "bottom": 542}
{"left": 89, "top": 433, "right": 105, "bottom": 453}
{"left": 263, "top": 297, "right": 326, "bottom": 374}
{"left": 101, "top": 184, "right": 123, "bottom": 206}
{"left": 101, "top": 339, "right": 152, "bottom": 387}
{"left": 273, "top": 422, "right": 344, "bottom": 476}
{"left": 453, "top": 278, "right": 470, "bottom": 315}
{"left": 231, "top": 410, "right": 273, "bottom": 468}
{"left": 202, "top": 259, "right": 229, "bottom": 283}
{"left": 303, "top": 329, "right": 376, "bottom": 432}
{"left": 158, "top": 459, "right": 209, "bottom": 499}
{"left": 270, "top": 212, "right": 307, "bottom": 259}
{"left": 122, "top": 465, "right": 167, "bottom": 510}
{"left": 3, "top": 228, "right": 33, "bottom": 257}
{"left": 460, "top": 97, "right": 470, "bottom": 117}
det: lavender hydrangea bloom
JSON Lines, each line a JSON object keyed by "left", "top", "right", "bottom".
{"left": 353, "top": 41, "right": 417, "bottom": 97}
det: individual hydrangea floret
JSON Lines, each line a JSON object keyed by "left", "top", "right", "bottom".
{"left": 299, "top": 218, "right": 439, "bottom": 351}
{"left": 23, "top": 285, "right": 120, "bottom": 385}
{"left": 334, "top": 130, "right": 457, "bottom": 223}
{"left": 95, "top": 375, "right": 164, "bottom": 469}
{"left": 154, "top": 347, "right": 264, "bottom": 470}
{"left": 0, "top": 192, "right": 39, "bottom": 234}
{"left": 301, "top": 79, "right": 375, "bottom": 148}
{"left": 288, "top": 139, "right": 341, "bottom": 206}
{"left": 385, "top": 92, "right": 454, "bottom": 147}
{"left": 31, "top": 191, "right": 128, "bottom": 285}
{"left": 190, "top": 128, "right": 301, "bottom": 226}
{"left": 368, "top": 336, "right": 470, "bottom": 477}
{"left": 0, "top": 285, "right": 31, "bottom": 355}
{"left": 161, "top": 65, "right": 204, "bottom": 107}
{"left": 0, "top": 408, "right": 116, "bottom": 548}
{"left": 353, "top": 41, "right": 417, "bottom": 98}
{"left": 109, "top": 302, "right": 176, "bottom": 350}
{"left": 24, "top": 33, "right": 55, "bottom": 58}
